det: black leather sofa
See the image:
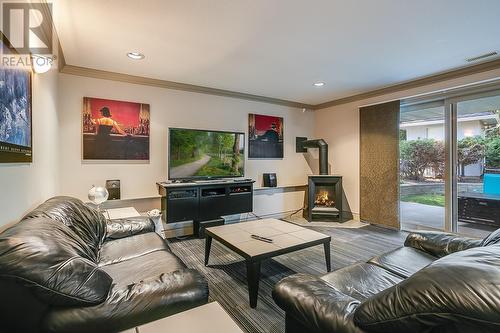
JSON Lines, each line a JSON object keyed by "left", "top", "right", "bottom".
{"left": 273, "top": 229, "right": 500, "bottom": 333}
{"left": 0, "top": 196, "right": 209, "bottom": 333}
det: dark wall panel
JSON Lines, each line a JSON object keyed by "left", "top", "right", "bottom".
{"left": 360, "top": 100, "right": 400, "bottom": 228}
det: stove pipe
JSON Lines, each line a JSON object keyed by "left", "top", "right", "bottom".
{"left": 297, "top": 138, "right": 329, "bottom": 175}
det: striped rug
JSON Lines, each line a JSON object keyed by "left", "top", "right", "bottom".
{"left": 168, "top": 224, "right": 405, "bottom": 333}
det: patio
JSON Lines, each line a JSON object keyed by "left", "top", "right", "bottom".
{"left": 400, "top": 201, "right": 496, "bottom": 238}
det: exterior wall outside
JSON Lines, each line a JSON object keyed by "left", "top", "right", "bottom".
{"left": 405, "top": 120, "right": 482, "bottom": 141}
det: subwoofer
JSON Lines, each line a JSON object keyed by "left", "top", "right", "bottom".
{"left": 106, "top": 180, "right": 121, "bottom": 200}
{"left": 263, "top": 173, "right": 277, "bottom": 187}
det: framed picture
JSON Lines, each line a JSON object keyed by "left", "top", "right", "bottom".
{"left": 248, "top": 113, "right": 283, "bottom": 159}
{"left": 0, "top": 35, "right": 33, "bottom": 163}
{"left": 82, "top": 97, "right": 150, "bottom": 160}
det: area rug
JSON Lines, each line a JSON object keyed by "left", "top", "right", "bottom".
{"left": 168, "top": 224, "right": 405, "bottom": 333}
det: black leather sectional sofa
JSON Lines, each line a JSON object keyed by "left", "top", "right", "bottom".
{"left": 0, "top": 196, "right": 208, "bottom": 333}
{"left": 273, "top": 229, "right": 500, "bottom": 333}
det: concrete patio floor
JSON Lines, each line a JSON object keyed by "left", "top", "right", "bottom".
{"left": 400, "top": 201, "right": 496, "bottom": 238}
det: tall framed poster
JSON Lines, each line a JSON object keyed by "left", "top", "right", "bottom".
{"left": 0, "top": 36, "right": 32, "bottom": 163}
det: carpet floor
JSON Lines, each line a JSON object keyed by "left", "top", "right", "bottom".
{"left": 168, "top": 222, "right": 406, "bottom": 333}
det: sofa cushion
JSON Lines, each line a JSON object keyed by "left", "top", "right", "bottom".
{"left": 99, "top": 232, "right": 169, "bottom": 266}
{"left": 405, "top": 231, "right": 482, "bottom": 258}
{"left": 24, "top": 196, "right": 107, "bottom": 261}
{"left": 273, "top": 273, "right": 364, "bottom": 333}
{"left": 354, "top": 244, "right": 500, "bottom": 332}
{"left": 105, "top": 216, "right": 156, "bottom": 240}
{"left": 100, "top": 250, "right": 186, "bottom": 283}
{"left": 481, "top": 228, "right": 500, "bottom": 246}
{"left": 43, "top": 251, "right": 208, "bottom": 333}
{"left": 0, "top": 217, "right": 112, "bottom": 306}
{"left": 368, "top": 247, "right": 436, "bottom": 278}
{"left": 320, "top": 263, "right": 403, "bottom": 301}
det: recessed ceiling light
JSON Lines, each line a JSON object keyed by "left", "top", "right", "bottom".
{"left": 313, "top": 82, "right": 325, "bottom": 87}
{"left": 127, "top": 52, "right": 145, "bottom": 60}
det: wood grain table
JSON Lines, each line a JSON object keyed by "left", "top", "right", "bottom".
{"left": 205, "top": 218, "right": 331, "bottom": 308}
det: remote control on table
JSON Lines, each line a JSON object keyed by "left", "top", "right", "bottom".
{"left": 251, "top": 234, "right": 273, "bottom": 243}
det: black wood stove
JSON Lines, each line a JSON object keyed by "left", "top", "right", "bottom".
{"left": 308, "top": 175, "right": 343, "bottom": 221}
{"left": 297, "top": 137, "right": 343, "bottom": 222}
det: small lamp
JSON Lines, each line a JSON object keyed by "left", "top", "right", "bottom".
{"left": 88, "top": 185, "right": 109, "bottom": 212}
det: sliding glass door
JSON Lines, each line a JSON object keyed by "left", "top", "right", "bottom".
{"left": 454, "top": 94, "right": 500, "bottom": 237}
{"left": 400, "top": 102, "right": 446, "bottom": 231}
{"left": 400, "top": 86, "right": 500, "bottom": 236}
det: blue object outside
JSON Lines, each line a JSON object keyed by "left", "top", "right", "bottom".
{"left": 484, "top": 174, "right": 500, "bottom": 195}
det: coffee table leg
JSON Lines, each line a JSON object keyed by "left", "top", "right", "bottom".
{"left": 205, "top": 236, "right": 212, "bottom": 266}
{"left": 324, "top": 241, "right": 331, "bottom": 272}
{"left": 246, "top": 260, "right": 261, "bottom": 308}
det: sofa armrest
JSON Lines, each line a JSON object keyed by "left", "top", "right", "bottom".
{"left": 272, "top": 274, "right": 363, "bottom": 333}
{"left": 404, "top": 231, "right": 481, "bottom": 258}
{"left": 105, "top": 216, "right": 155, "bottom": 240}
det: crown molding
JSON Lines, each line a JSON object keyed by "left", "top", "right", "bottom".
{"left": 59, "top": 64, "right": 314, "bottom": 109}
{"left": 313, "top": 58, "right": 500, "bottom": 110}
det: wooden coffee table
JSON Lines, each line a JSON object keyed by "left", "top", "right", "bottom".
{"left": 205, "top": 218, "right": 331, "bottom": 308}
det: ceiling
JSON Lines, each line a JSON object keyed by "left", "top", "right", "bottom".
{"left": 53, "top": 0, "right": 500, "bottom": 105}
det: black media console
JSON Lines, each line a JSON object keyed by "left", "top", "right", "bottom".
{"left": 156, "top": 179, "right": 255, "bottom": 237}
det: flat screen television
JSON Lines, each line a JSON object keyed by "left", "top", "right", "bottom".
{"left": 168, "top": 128, "right": 245, "bottom": 180}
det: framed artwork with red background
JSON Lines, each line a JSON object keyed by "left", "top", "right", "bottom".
{"left": 248, "top": 113, "right": 283, "bottom": 159}
{"left": 82, "top": 97, "right": 150, "bottom": 160}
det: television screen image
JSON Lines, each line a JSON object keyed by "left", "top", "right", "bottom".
{"left": 82, "top": 97, "right": 150, "bottom": 160}
{"left": 169, "top": 128, "right": 244, "bottom": 179}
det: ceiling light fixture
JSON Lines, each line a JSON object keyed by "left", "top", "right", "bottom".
{"left": 127, "top": 52, "right": 145, "bottom": 60}
{"left": 32, "top": 54, "right": 52, "bottom": 74}
{"left": 313, "top": 82, "right": 325, "bottom": 87}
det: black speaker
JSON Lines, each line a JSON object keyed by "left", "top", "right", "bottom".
{"left": 106, "top": 180, "right": 121, "bottom": 200}
{"left": 263, "top": 173, "right": 277, "bottom": 187}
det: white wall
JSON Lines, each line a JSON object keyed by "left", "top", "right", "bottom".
{"left": 0, "top": 68, "right": 59, "bottom": 226}
{"left": 315, "top": 68, "right": 500, "bottom": 218}
{"left": 57, "top": 74, "right": 314, "bottom": 217}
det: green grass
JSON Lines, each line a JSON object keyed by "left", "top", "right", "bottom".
{"left": 400, "top": 193, "right": 445, "bottom": 207}
{"left": 195, "top": 157, "right": 241, "bottom": 176}
{"left": 170, "top": 155, "right": 203, "bottom": 167}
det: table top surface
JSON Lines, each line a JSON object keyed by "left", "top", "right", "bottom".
{"left": 104, "top": 207, "right": 141, "bottom": 220}
{"left": 206, "top": 218, "right": 330, "bottom": 258}
{"left": 121, "top": 302, "right": 243, "bottom": 333}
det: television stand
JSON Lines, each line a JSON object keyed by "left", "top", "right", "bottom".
{"left": 156, "top": 179, "right": 255, "bottom": 237}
